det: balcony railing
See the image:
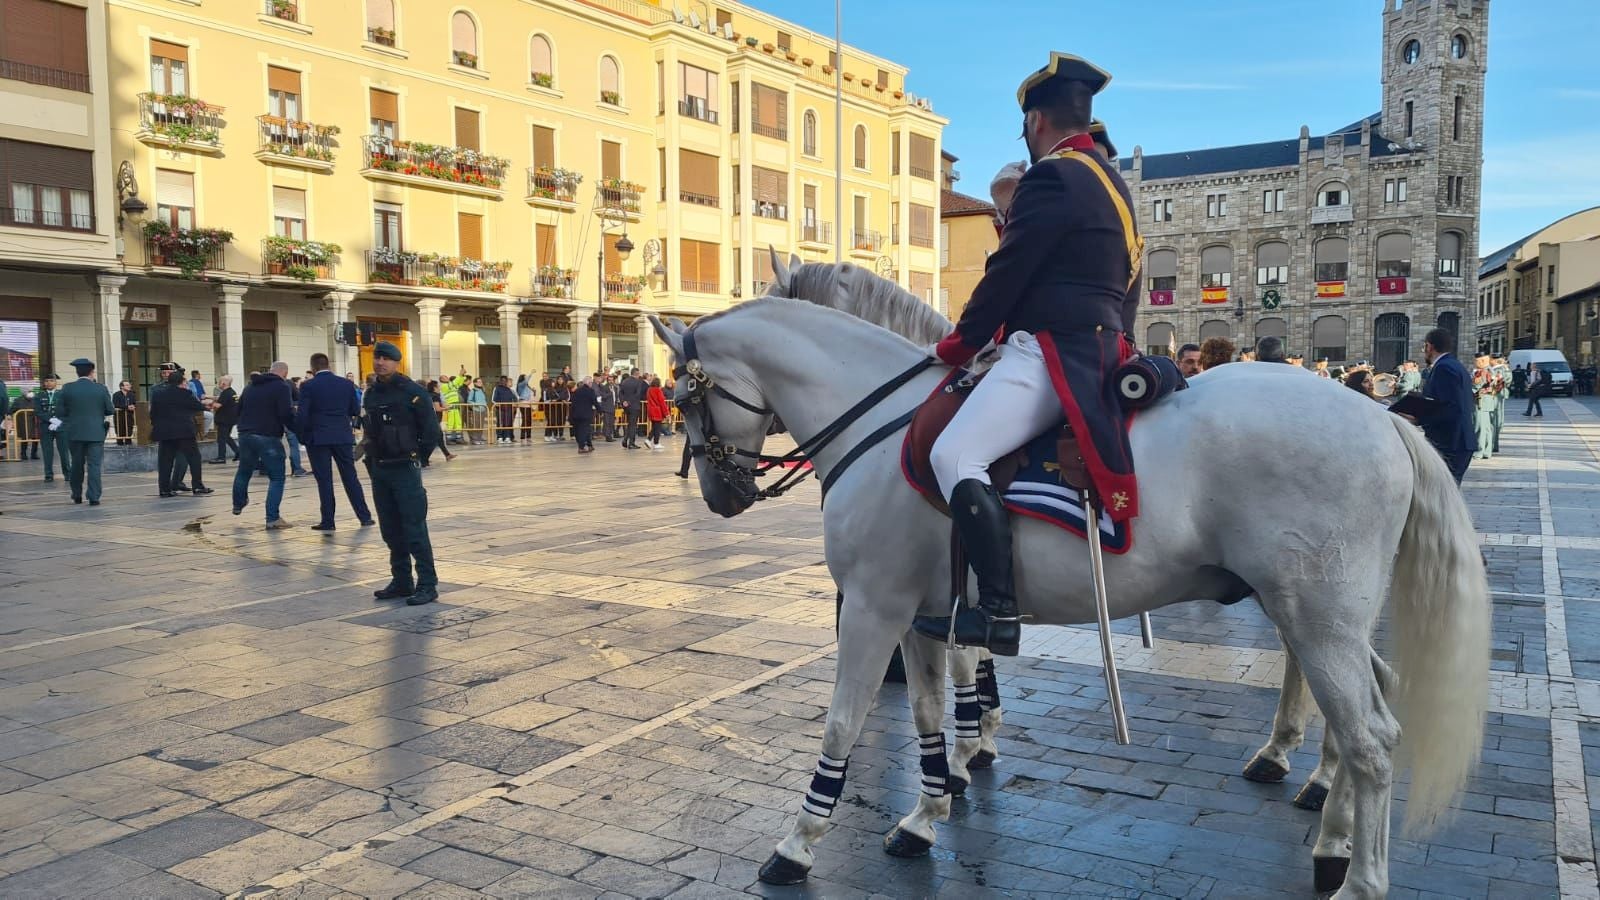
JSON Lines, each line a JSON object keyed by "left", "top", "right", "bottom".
{"left": 257, "top": 115, "right": 337, "bottom": 165}
{"left": 910, "top": 232, "right": 934, "bottom": 249}
{"left": 263, "top": 0, "right": 299, "bottom": 22}
{"left": 363, "top": 135, "right": 508, "bottom": 191}
{"left": 526, "top": 167, "right": 581, "bottom": 205}
{"left": 751, "top": 200, "right": 788, "bottom": 221}
{"left": 680, "top": 278, "right": 719, "bottom": 294}
{"left": 752, "top": 279, "right": 773, "bottom": 296}
{"left": 677, "top": 98, "right": 718, "bottom": 124}
{"left": 596, "top": 180, "right": 644, "bottom": 216}
{"left": 751, "top": 122, "right": 787, "bottom": 141}
{"left": 262, "top": 237, "right": 339, "bottom": 281}
{"left": 1310, "top": 205, "right": 1354, "bottom": 225}
{"left": 679, "top": 190, "right": 719, "bottom": 208}
{"left": 800, "top": 221, "right": 833, "bottom": 245}
{"left": 0, "top": 59, "right": 89, "bottom": 92}
{"left": 366, "top": 250, "right": 511, "bottom": 293}
{"left": 850, "top": 229, "right": 883, "bottom": 253}
{"left": 910, "top": 165, "right": 936, "bottom": 181}
{"left": 603, "top": 276, "right": 646, "bottom": 302}
{"left": 143, "top": 234, "right": 227, "bottom": 277}
{"left": 138, "top": 93, "right": 225, "bottom": 148}
{"left": 531, "top": 267, "right": 576, "bottom": 299}
{"left": 1438, "top": 275, "right": 1465, "bottom": 294}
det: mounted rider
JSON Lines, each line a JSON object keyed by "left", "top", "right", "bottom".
{"left": 912, "top": 53, "right": 1143, "bottom": 656}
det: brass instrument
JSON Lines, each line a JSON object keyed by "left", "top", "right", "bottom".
{"left": 1371, "top": 373, "right": 1398, "bottom": 398}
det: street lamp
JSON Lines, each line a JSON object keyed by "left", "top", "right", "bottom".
{"left": 597, "top": 221, "right": 632, "bottom": 374}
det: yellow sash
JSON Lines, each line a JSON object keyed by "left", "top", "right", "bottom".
{"left": 1052, "top": 149, "right": 1145, "bottom": 293}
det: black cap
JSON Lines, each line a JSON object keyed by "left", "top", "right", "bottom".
{"left": 1088, "top": 119, "right": 1117, "bottom": 159}
{"left": 373, "top": 341, "right": 403, "bottom": 362}
{"left": 43, "top": 373, "right": 60, "bottom": 381}
{"left": 70, "top": 357, "right": 94, "bottom": 375}
{"left": 1017, "top": 52, "right": 1112, "bottom": 111}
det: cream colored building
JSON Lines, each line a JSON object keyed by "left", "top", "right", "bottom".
{"left": 937, "top": 150, "right": 996, "bottom": 324}
{"left": 0, "top": 0, "right": 943, "bottom": 394}
{"left": 1476, "top": 205, "right": 1600, "bottom": 356}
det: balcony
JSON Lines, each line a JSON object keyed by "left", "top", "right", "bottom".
{"left": 751, "top": 122, "right": 787, "bottom": 141}
{"left": 1310, "top": 205, "right": 1354, "bottom": 225}
{"left": 800, "top": 221, "right": 833, "bottom": 248}
{"left": 366, "top": 250, "right": 511, "bottom": 294}
{"left": 362, "top": 135, "right": 507, "bottom": 198}
{"left": 679, "top": 190, "right": 719, "bottom": 208}
{"left": 255, "top": 115, "right": 338, "bottom": 171}
{"left": 750, "top": 200, "right": 788, "bottom": 221}
{"left": 141, "top": 224, "right": 230, "bottom": 279}
{"left": 677, "top": 97, "right": 718, "bottom": 125}
{"left": 137, "top": 93, "right": 225, "bottom": 153}
{"left": 595, "top": 179, "right": 644, "bottom": 221}
{"left": 910, "top": 165, "right": 936, "bottom": 181}
{"left": 1438, "top": 274, "right": 1465, "bottom": 296}
{"left": 262, "top": 236, "right": 340, "bottom": 283}
{"left": 680, "top": 277, "right": 719, "bottom": 294}
{"left": 531, "top": 267, "right": 576, "bottom": 299}
{"left": 849, "top": 229, "right": 884, "bottom": 255}
{"left": 602, "top": 276, "right": 646, "bottom": 303}
{"left": 525, "top": 167, "right": 582, "bottom": 210}
{"left": 0, "top": 59, "right": 89, "bottom": 92}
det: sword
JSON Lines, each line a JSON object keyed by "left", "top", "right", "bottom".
{"left": 1139, "top": 612, "right": 1154, "bottom": 649}
{"left": 1083, "top": 490, "right": 1130, "bottom": 745}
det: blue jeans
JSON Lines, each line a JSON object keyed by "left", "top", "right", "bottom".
{"left": 287, "top": 431, "right": 305, "bottom": 472}
{"left": 234, "top": 433, "right": 287, "bottom": 522}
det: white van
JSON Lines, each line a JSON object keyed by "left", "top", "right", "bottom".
{"left": 1508, "top": 349, "right": 1573, "bottom": 396}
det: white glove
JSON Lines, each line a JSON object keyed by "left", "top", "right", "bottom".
{"left": 920, "top": 343, "right": 940, "bottom": 361}
{"left": 48, "top": 417, "right": 62, "bottom": 432}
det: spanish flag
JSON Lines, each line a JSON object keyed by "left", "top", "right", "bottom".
{"left": 1201, "top": 287, "right": 1229, "bottom": 304}
{"left": 1316, "top": 281, "right": 1346, "bottom": 298}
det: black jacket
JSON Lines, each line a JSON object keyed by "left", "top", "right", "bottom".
{"left": 213, "top": 387, "right": 239, "bottom": 426}
{"left": 149, "top": 382, "right": 203, "bottom": 441}
{"left": 362, "top": 373, "right": 441, "bottom": 460}
{"left": 569, "top": 384, "right": 600, "bottom": 421}
{"left": 618, "top": 375, "right": 647, "bottom": 408}
{"left": 237, "top": 372, "right": 295, "bottom": 437}
{"left": 113, "top": 389, "right": 137, "bottom": 413}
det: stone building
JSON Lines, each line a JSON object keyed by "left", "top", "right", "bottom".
{"left": 1128, "top": 0, "right": 1487, "bottom": 373}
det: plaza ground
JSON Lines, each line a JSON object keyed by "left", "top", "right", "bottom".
{"left": 0, "top": 404, "right": 1596, "bottom": 898}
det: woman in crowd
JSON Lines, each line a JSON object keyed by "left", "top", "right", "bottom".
{"left": 1344, "top": 369, "right": 1379, "bottom": 400}
{"left": 112, "top": 380, "right": 138, "bottom": 446}
{"left": 645, "top": 376, "right": 670, "bottom": 451}
{"left": 1197, "top": 337, "right": 1237, "bottom": 372}
{"left": 210, "top": 375, "right": 239, "bottom": 463}
{"left": 466, "top": 376, "right": 488, "bottom": 445}
{"left": 150, "top": 369, "right": 212, "bottom": 497}
{"left": 492, "top": 376, "right": 518, "bottom": 444}
{"left": 515, "top": 373, "right": 535, "bottom": 442}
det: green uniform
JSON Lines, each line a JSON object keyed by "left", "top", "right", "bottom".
{"left": 1473, "top": 373, "right": 1498, "bottom": 461}
{"left": 59, "top": 377, "right": 114, "bottom": 502}
{"left": 32, "top": 386, "right": 70, "bottom": 480}
{"left": 1491, "top": 363, "right": 1510, "bottom": 453}
{"left": 363, "top": 373, "right": 442, "bottom": 591}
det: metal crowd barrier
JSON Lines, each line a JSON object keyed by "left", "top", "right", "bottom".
{"left": 430, "top": 401, "right": 684, "bottom": 448}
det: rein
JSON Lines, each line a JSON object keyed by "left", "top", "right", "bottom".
{"left": 673, "top": 326, "right": 934, "bottom": 504}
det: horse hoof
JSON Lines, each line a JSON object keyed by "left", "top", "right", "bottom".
{"left": 883, "top": 826, "right": 933, "bottom": 858}
{"left": 1312, "top": 855, "right": 1350, "bottom": 895}
{"left": 948, "top": 775, "right": 969, "bottom": 797}
{"left": 758, "top": 851, "right": 810, "bottom": 885}
{"left": 968, "top": 749, "right": 997, "bottom": 770}
{"left": 1242, "top": 755, "right": 1290, "bottom": 784}
{"left": 1294, "top": 781, "right": 1330, "bottom": 811}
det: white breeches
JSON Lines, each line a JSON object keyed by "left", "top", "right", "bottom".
{"left": 931, "top": 331, "right": 1063, "bottom": 501}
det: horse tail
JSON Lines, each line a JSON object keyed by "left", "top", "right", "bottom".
{"left": 1387, "top": 415, "right": 1491, "bottom": 833}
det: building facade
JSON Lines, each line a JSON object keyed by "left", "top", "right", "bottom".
{"left": 1128, "top": 0, "right": 1487, "bottom": 373}
{"left": 937, "top": 150, "right": 996, "bottom": 324}
{"left": 0, "top": 0, "right": 943, "bottom": 395}
{"left": 1476, "top": 206, "right": 1600, "bottom": 357}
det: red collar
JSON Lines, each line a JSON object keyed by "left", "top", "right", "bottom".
{"left": 1046, "top": 133, "right": 1095, "bottom": 156}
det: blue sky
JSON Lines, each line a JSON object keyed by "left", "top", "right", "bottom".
{"left": 755, "top": 0, "right": 1600, "bottom": 254}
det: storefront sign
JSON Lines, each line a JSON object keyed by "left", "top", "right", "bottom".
{"left": 126, "top": 306, "right": 160, "bottom": 323}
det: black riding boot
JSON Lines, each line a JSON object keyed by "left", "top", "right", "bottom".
{"left": 912, "top": 479, "right": 1021, "bottom": 656}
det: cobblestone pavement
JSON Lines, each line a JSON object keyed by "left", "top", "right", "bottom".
{"left": 0, "top": 403, "right": 1597, "bottom": 899}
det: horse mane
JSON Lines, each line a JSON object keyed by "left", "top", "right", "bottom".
{"left": 786, "top": 261, "right": 953, "bottom": 344}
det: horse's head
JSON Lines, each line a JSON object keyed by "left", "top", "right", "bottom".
{"left": 650, "top": 313, "right": 777, "bottom": 518}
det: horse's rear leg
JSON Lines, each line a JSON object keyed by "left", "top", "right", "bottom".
{"left": 946, "top": 645, "right": 984, "bottom": 794}
{"left": 884, "top": 632, "right": 955, "bottom": 857}
{"left": 1243, "top": 637, "right": 1315, "bottom": 785}
{"left": 760, "top": 599, "right": 903, "bottom": 885}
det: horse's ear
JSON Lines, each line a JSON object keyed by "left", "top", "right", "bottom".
{"left": 666, "top": 316, "right": 689, "bottom": 335}
{"left": 769, "top": 245, "right": 790, "bottom": 294}
{"left": 648, "top": 315, "right": 684, "bottom": 359}
{"left": 789, "top": 253, "right": 802, "bottom": 275}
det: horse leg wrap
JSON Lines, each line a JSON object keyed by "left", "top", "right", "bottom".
{"left": 802, "top": 754, "right": 848, "bottom": 819}
{"left": 954, "top": 683, "right": 982, "bottom": 741}
{"left": 919, "top": 733, "right": 950, "bottom": 797}
{"left": 976, "top": 658, "right": 1000, "bottom": 711}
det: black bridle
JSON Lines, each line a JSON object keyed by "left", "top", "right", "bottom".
{"left": 673, "top": 326, "right": 935, "bottom": 505}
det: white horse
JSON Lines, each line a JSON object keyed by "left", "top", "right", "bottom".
{"left": 651, "top": 279, "right": 1488, "bottom": 898}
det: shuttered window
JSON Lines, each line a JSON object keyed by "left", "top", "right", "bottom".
{"left": 535, "top": 223, "right": 557, "bottom": 267}
{"left": 267, "top": 66, "right": 300, "bottom": 119}
{"left": 750, "top": 83, "right": 787, "bottom": 140}
{"left": 155, "top": 169, "right": 195, "bottom": 230}
{"left": 752, "top": 166, "right": 785, "bottom": 204}
{"left": 891, "top": 133, "right": 899, "bottom": 175}
{"left": 1147, "top": 248, "right": 1178, "bottom": 291}
{"left": 1, "top": 0, "right": 90, "bottom": 91}
{"left": 909, "top": 272, "right": 933, "bottom": 303}
{"left": 272, "top": 186, "right": 306, "bottom": 239}
{"left": 267, "top": 65, "right": 300, "bottom": 94}
{"left": 454, "top": 107, "right": 480, "bottom": 151}
{"left": 1, "top": 139, "right": 93, "bottom": 230}
{"left": 754, "top": 249, "right": 776, "bottom": 290}
{"left": 365, "top": 0, "right": 394, "bottom": 31}
{"left": 374, "top": 201, "right": 401, "bottom": 251}
{"left": 910, "top": 204, "right": 934, "bottom": 248}
{"left": 603, "top": 233, "right": 624, "bottom": 276}
{"left": 369, "top": 88, "right": 398, "bottom": 136}
{"left": 458, "top": 212, "right": 483, "bottom": 260}
{"left": 679, "top": 149, "right": 718, "bottom": 205}
{"left": 910, "top": 134, "right": 935, "bottom": 180}
{"left": 601, "top": 140, "right": 620, "bottom": 180}
{"left": 679, "top": 239, "right": 719, "bottom": 293}
{"left": 853, "top": 125, "right": 867, "bottom": 169}
{"left": 531, "top": 125, "right": 555, "bottom": 167}
{"left": 149, "top": 39, "right": 187, "bottom": 95}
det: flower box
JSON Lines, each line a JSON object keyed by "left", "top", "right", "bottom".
{"left": 531, "top": 71, "right": 553, "bottom": 88}
{"left": 822, "top": 64, "right": 833, "bottom": 75}
{"left": 762, "top": 42, "right": 775, "bottom": 52}
{"left": 453, "top": 50, "right": 478, "bottom": 68}
{"left": 368, "top": 27, "right": 396, "bottom": 46}
{"left": 267, "top": 0, "right": 297, "bottom": 21}
{"left": 600, "top": 90, "right": 621, "bottom": 106}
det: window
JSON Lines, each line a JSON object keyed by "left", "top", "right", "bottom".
{"left": 1199, "top": 320, "right": 1231, "bottom": 341}
{"left": 679, "top": 149, "right": 718, "bottom": 206}
{"left": 1146, "top": 249, "right": 1178, "bottom": 292}
{"left": 599, "top": 55, "right": 621, "bottom": 104}
{"left": 272, "top": 186, "right": 305, "bottom": 239}
{"left": 940, "top": 222, "right": 949, "bottom": 268}
{"left": 729, "top": 81, "right": 738, "bottom": 132}
{"left": 1145, "top": 323, "right": 1175, "bottom": 357}
{"left": 910, "top": 134, "right": 936, "bottom": 180}
{"left": 1438, "top": 232, "right": 1462, "bottom": 277}
{"left": 603, "top": 233, "right": 627, "bottom": 277}
{"left": 535, "top": 222, "right": 556, "bottom": 267}
{"left": 1445, "top": 175, "right": 1466, "bottom": 206}
{"left": 369, "top": 88, "right": 398, "bottom": 138}
{"left": 803, "top": 183, "right": 821, "bottom": 242}
{"left": 1548, "top": 265, "right": 1557, "bottom": 294}
{"left": 1256, "top": 317, "right": 1287, "bottom": 345}
{"left": 890, "top": 132, "right": 900, "bottom": 175}
{"left": 1437, "top": 311, "right": 1460, "bottom": 342}
{"left": 531, "top": 124, "right": 555, "bottom": 168}
{"left": 1, "top": 0, "right": 90, "bottom": 91}
{"left": 828, "top": 50, "right": 838, "bottom": 70}
{"left": 750, "top": 83, "right": 786, "bottom": 139}
{"left": 678, "top": 63, "right": 718, "bottom": 123}
{"left": 876, "top": 69, "right": 889, "bottom": 90}
{"left": 1402, "top": 39, "right": 1420, "bottom": 64}
{"left": 267, "top": 66, "right": 301, "bottom": 120}
{"left": 802, "top": 110, "right": 817, "bottom": 156}
{"left": 1205, "top": 193, "right": 1227, "bottom": 218}
{"left": 149, "top": 39, "right": 188, "bottom": 95}
{"left": 776, "top": 31, "right": 791, "bottom": 52}
{"left": 853, "top": 125, "right": 868, "bottom": 169}
{"left": 1, "top": 140, "right": 93, "bottom": 231}
{"left": 601, "top": 140, "right": 620, "bottom": 180}
{"left": 1451, "top": 34, "right": 1468, "bottom": 59}
{"left": 529, "top": 34, "right": 553, "bottom": 85}
{"left": 1384, "top": 177, "right": 1407, "bottom": 203}
{"left": 1314, "top": 237, "right": 1349, "bottom": 283}
{"left": 853, "top": 195, "right": 869, "bottom": 242}
{"left": 1256, "top": 241, "right": 1289, "bottom": 285}
{"left": 715, "top": 8, "right": 732, "bottom": 30}
{"left": 1404, "top": 100, "right": 1414, "bottom": 138}
{"left": 366, "top": 0, "right": 396, "bottom": 46}
{"left": 1151, "top": 198, "right": 1172, "bottom": 223}
{"left": 751, "top": 166, "right": 786, "bottom": 218}
{"left": 374, "top": 201, "right": 401, "bottom": 250}
{"left": 1373, "top": 313, "right": 1410, "bottom": 373}
{"left": 910, "top": 204, "right": 934, "bottom": 248}
{"left": 1201, "top": 245, "right": 1232, "bottom": 288}
{"left": 450, "top": 12, "right": 478, "bottom": 67}
{"left": 679, "top": 239, "right": 719, "bottom": 294}
{"left": 1262, "top": 188, "right": 1284, "bottom": 213}
{"left": 454, "top": 107, "right": 480, "bottom": 151}
{"left": 458, "top": 212, "right": 483, "bottom": 260}
{"left": 1311, "top": 315, "right": 1347, "bottom": 363}
{"left": 155, "top": 169, "right": 195, "bottom": 230}
{"left": 1546, "top": 311, "right": 1553, "bottom": 340}
{"left": 1376, "top": 233, "right": 1412, "bottom": 278}
{"left": 1316, "top": 182, "right": 1348, "bottom": 207}
{"left": 1453, "top": 95, "right": 1462, "bottom": 141}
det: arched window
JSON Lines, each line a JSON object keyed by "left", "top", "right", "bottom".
{"left": 1312, "top": 315, "right": 1348, "bottom": 363}
{"left": 802, "top": 110, "right": 817, "bottom": 157}
{"left": 365, "top": 0, "right": 396, "bottom": 45}
{"left": 1201, "top": 245, "right": 1232, "bottom": 289}
{"left": 1437, "top": 311, "right": 1461, "bottom": 342}
{"left": 451, "top": 12, "right": 478, "bottom": 67}
{"left": 1451, "top": 34, "right": 1469, "bottom": 59}
{"left": 1373, "top": 313, "right": 1410, "bottom": 373}
{"left": 853, "top": 125, "right": 868, "bottom": 169}
{"left": 1316, "top": 181, "right": 1349, "bottom": 207}
{"left": 1255, "top": 241, "right": 1289, "bottom": 286}
{"left": 1376, "top": 232, "right": 1412, "bottom": 277}
{"left": 1199, "top": 320, "right": 1232, "bottom": 341}
{"left": 529, "top": 34, "right": 554, "bottom": 86}
{"left": 1402, "top": 39, "right": 1420, "bottom": 64}
{"left": 599, "top": 55, "right": 621, "bottom": 104}
{"left": 1146, "top": 248, "right": 1177, "bottom": 293}
{"left": 1145, "top": 322, "right": 1175, "bottom": 357}
{"left": 1255, "top": 317, "right": 1288, "bottom": 348}
{"left": 1314, "top": 237, "right": 1349, "bottom": 283}
{"left": 1438, "top": 231, "right": 1463, "bottom": 276}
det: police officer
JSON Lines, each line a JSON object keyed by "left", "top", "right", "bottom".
{"left": 363, "top": 341, "right": 442, "bottom": 606}
{"left": 59, "top": 358, "right": 113, "bottom": 505}
{"left": 34, "top": 373, "right": 70, "bottom": 483}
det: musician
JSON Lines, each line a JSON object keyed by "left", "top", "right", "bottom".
{"left": 913, "top": 53, "right": 1141, "bottom": 656}
{"left": 1490, "top": 356, "right": 1511, "bottom": 452}
{"left": 1471, "top": 354, "right": 1500, "bottom": 461}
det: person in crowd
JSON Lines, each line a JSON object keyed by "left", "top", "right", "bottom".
{"left": 465, "top": 376, "right": 488, "bottom": 444}
{"left": 187, "top": 369, "right": 205, "bottom": 399}
{"left": 150, "top": 368, "right": 212, "bottom": 497}
{"left": 34, "top": 373, "right": 69, "bottom": 483}
{"left": 646, "top": 376, "right": 670, "bottom": 451}
{"left": 515, "top": 373, "right": 535, "bottom": 442}
{"left": 1398, "top": 360, "right": 1423, "bottom": 395}
{"left": 1175, "top": 343, "right": 1201, "bottom": 378}
{"left": 1197, "top": 337, "right": 1236, "bottom": 371}
{"left": 285, "top": 377, "right": 309, "bottom": 477}
{"left": 59, "top": 358, "right": 113, "bottom": 506}
{"left": 233, "top": 361, "right": 295, "bottom": 528}
{"left": 112, "top": 380, "right": 138, "bottom": 445}
{"left": 440, "top": 370, "right": 466, "bottom": 445}
{"left": 596, "top": 374, "right": 619, "bottom": 443}
{"left": 551, "top": 375, "right": 572, "bottom": 441}
{"left": 1524, "top": 362, "right": 1547, "bottom": 417}
{"left": 1491, "top": 356, "right": 1512, "bottom": 452}
{"left": 9, "top": 388, "right": 39, "bottom": 459}
{"left": 569, "top": 375, "right": 601, "bottom": 452}
{"left": 1511, "top": 364, "right": 1527, "bottom": 398}
{"left": 1315, "top": 359, "right": 1332, "bottom": 379}
{"left": 1343, "top": 368, "right": 1378, "bottom": 400}
{"left": 1472, "top": 354, "right": 1501, "bottom": 461}
{"left": 298, "top": 352, "right": 373, "bottom": 531}
{"left": 210, "top": 375, "right": 240, "bottom": 463}
{"left": 363, "top": 341, "right": 441, "bottom": 606}
{"left": 492, "top": 375, "right": 518, "bottom": 443}
{"left": 1406, "top": 328, "right": 1476, "bottom": 485}
{"left": 619, "top": 367, "right": 647, "bottom": 449}
{"left": 1256, "top": 336, "right": 1288, "bottom": 364}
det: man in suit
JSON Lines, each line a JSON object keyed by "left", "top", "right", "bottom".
{"left": 596, "top": 374, "right": 618, "bottom": 442}
{"left": 59, "top": 358, "right": 114, "bottom": 505}
{"left": 33, "top": 373, "right": 70, "bottom": 483}
{"left": 1410, "top": 328, "right": 1477, "bottom": 485}
{"left": 1523, "top": 363, "right": 1547, "bottom": 418}
{"left": 297, "top": 352, "right": 373, "bottom": 532}
{"left": 618, "top": 368, "right": 647, "bottom": 449}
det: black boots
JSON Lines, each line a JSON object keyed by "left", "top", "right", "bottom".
{"left": 373, "top": 581, "right": 415, "bottom": 601}
{"left": 912, "top": 479, "right": 1021, "bottom": 656}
